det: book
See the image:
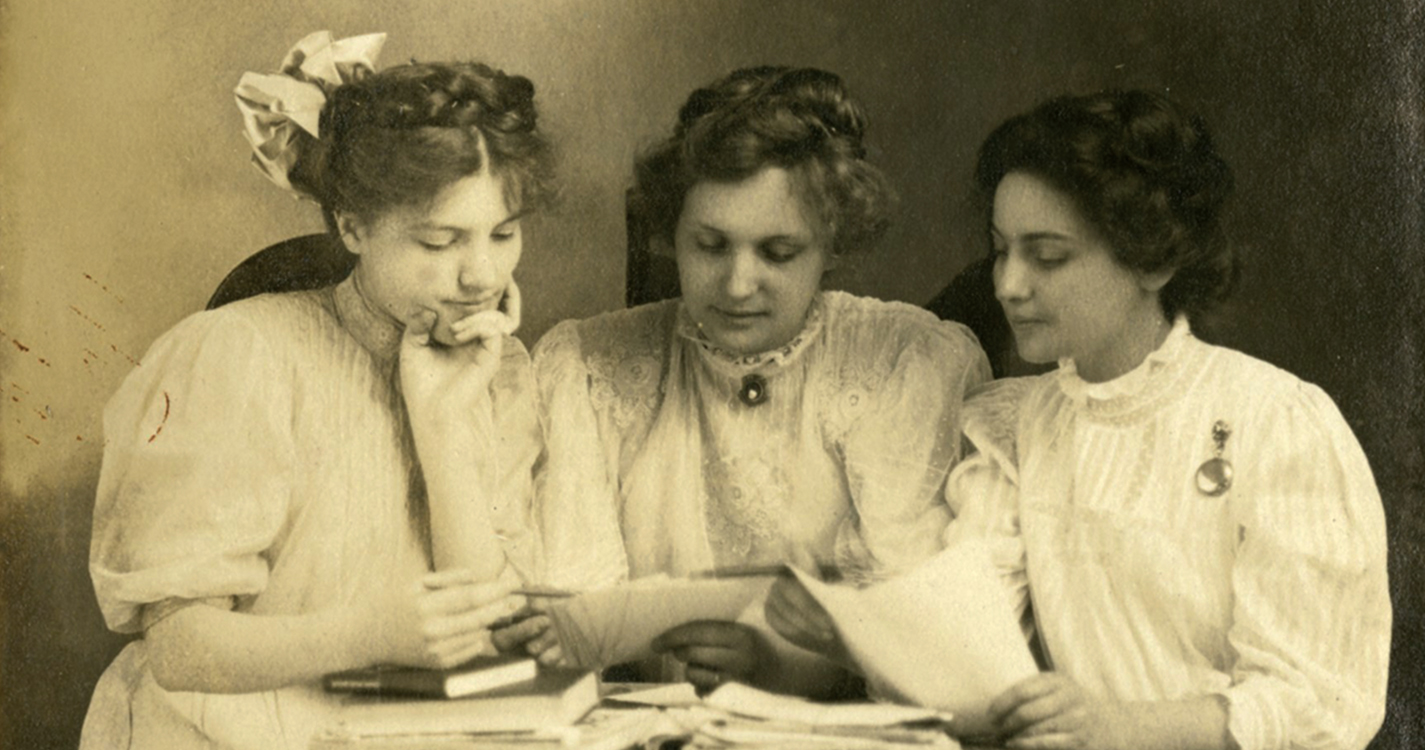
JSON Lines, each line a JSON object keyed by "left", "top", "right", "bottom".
{"left": 326, "top": 667, "right": 600, "bottom": 738}
{"left": 322, "top": 655, "right": 538, "bottom": 699}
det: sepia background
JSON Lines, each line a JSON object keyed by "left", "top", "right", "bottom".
{"left": 1, "top": 1, "right": 1420, "bottom": 747}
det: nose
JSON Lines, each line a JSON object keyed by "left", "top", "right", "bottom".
{"left": 458, "top": 243, "right": 500, "bottom": 290}
{"left": 993, "top": 251, "right": 1032, "bottom": 304}
{"left": 722, "top": 247, "right": 760, "bottom": 299}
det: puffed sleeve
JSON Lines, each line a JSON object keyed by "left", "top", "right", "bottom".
{"left": 941, "top": 378, "right": 1039, "bottom": 633}
{"left": 89, "top": 309, "right": 294, "bottom": 634}
{"left": 1221, "top": 381, "right": 1390, "bottom": 750}
{"left": 531, "top": 321, "right": 629, "bottom": 591}
{"left": 838, "top": 318, "right": 992, "bottom": 578}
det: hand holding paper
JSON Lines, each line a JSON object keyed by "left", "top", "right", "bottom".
{"left": 783, "top": 539, "right": 1039, "bottom": 736}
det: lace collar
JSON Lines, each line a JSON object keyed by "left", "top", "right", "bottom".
{"left": 333, "top": 273, "right": 401, "bottom": 362}
{"left": 675, "top": 294, "right": 825, "bottom": 374}
{"left": 1056, "top": 315, "right": 1193, "bottom": 411}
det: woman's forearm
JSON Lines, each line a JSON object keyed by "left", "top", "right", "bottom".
{"left": 411, "top": 412, "right": 507, "bottom": 578}
{"left": 145, "top": 604, "right": 371, "bottom": 694}
{"left": 1109, "top": 695, "right": 1233, "bottom": 750}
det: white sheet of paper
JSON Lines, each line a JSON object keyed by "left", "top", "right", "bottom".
{"left": 704, "top": 682, "right": 951, "bottom": 726}
{"left": 546, "top": 576, "right": 773, "bottom": 669}
{"left": 793, "top": 539, "right": 1038, "bottom": 727}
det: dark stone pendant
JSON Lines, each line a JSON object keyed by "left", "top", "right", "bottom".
{"left": 1195, "top": 457, "right": 1233, "bottom": 496}
{"left": 739, "top": 373, "right": 768, "bottom": 407}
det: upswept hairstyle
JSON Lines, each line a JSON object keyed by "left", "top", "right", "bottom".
{"left": 974, "top": 90, "right": 1237, "bottom": 321}
{"left": 290, "top": 61, "right": 557, "bottom": 231}
{"left": 631, "top": 66, "right": 896, "bottom": 256}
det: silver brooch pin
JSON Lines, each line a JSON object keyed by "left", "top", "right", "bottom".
{"left": 1195, "top": 420, "right": 1233, "bottom": 497}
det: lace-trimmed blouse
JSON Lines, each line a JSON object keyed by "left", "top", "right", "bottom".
{"left": 83, "top": 278, "right": 541, "bottom": 750}
{"left": 533, "top": 291, "right": 991, "bottom": 589}
{"left": 945, "top": 318, "right": 1391, "bottom": 750}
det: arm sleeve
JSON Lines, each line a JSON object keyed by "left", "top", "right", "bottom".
{"left": 531, "top": 321, "right": 629, "bottom": 591}
{"left": 941, "top": 378, "right": 1037, "bottom": 637}
{"left": 838, "top": 321, "right": 992, "bottom": 579}
{"left": 1220, "top": 382, "right": 1391, "bottom": 750}
{"left": 89, "top": 310, "right": 295, "bottom": 634}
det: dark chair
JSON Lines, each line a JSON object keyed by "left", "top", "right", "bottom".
{"left": 207, "top": 233, "right": 358, "bottom": 310}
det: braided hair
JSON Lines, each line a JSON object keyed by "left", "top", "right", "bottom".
{"left": 289, "top": 61, "right": 557, "bottom": 231}
{"left": 631, "top": 66, "right": 895, "bottom": 256}
{"left": 974, "top": 90, "right": 1237, "bottom": 321}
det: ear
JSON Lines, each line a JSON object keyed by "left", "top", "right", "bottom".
{"left": 335, "top": 212, "right": 367, "bottom": 256}
{"left": 1139, "top": 266, "right": 1175, "bottom": 293}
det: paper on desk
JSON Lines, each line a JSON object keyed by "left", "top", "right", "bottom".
{"left": 705, "top": 682, "right": 950, "bottom": 726}
{"left": 792, "top": 539, "right": 1037, "bottom": 726}
{"left": 545, "top": 575, "right": 773, "bottom": 669}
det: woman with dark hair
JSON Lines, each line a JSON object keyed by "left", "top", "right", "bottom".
{"left": 82, "top": 32, "right": 557, "bottom": 749}
{"left": 532, "top": 66, "right": 990, "bottom": 694}
{"left": 772, "top": 89, "right": 1390, "bottom": 749}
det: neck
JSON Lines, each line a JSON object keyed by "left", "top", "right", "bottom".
{"left": 1075, "top": 313, "right": 1173, "bottom": 383}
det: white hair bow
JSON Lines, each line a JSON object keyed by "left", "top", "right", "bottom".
{"left": 234, "top": 30, "right": 387, "bottom": 199}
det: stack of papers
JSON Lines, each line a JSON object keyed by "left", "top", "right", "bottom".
{"left": 614, "top": 682, "right": 960, "bottom": 749}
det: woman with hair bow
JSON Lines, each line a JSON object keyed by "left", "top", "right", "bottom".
{"left": 81, "top": 32, "right": 557, "bottom": 749}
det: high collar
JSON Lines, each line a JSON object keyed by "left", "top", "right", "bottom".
{"left": 675, "top": 294, "right": 825, "bottom": 376}
{"left": 1056, "top": 315, "right": 1194, "bottom": 415}
{"left": 333, "top": 273, "right": 402, "bottom": 363}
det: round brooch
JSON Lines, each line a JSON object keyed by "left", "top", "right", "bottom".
{"left": 1195, "top": 420, "right": 1233, "bottom": 497}
{"left": 739, "top": 374, "right": 768, "bottom": 407}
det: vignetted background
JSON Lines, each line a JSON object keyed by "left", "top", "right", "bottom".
{"left": 2, "top": 1, "right": 1420, "bottom": 747}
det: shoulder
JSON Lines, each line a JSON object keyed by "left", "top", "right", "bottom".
{"left": 533, "top": 300, "right": 676, "bottom": 364}
{"left": 1188, "top": 338, "right": 1347, "bottom": 425}
{"left": 820, "top": 291, "right": 987, "bottom": 369}
{"left": 959, "top": 374, "right": 1058, "bottom": 481}
{"left": 144, "top": 291, "right": 332, "bottom": 366}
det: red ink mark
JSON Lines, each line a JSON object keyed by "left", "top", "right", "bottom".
{"left": 37, "top": 358, "right": 50, "bottom": 367}
{"left": 11, "top": 339, "right": 29, "bottom": 352}
{"left": 25, "top": 435, "right": 40, "bottom": 445}
{"left": 34, "top": 408, "right": 48, "bottom": 420}
{"left": 76, "top": 435, "right": 85, "bottom": 441}
{"left": 10, "top": 396, "right": 18, "bottom": 402}
{"left": 147, "top": 391, "right": 171, "bottom": 443}
{"left": 10, "top": 382, "right": 28, "bottom": 394}
{"left": 70, "top": 306, "right": 107, "bottom": 332}
{"left": 85, "top": 348, "right": 101, "bottom": 360}
{"left": 83, "top": 273, "right": 126, "bottom": 303}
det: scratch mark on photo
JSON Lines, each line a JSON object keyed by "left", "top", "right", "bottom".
{"left": 148, "top": 391, "right": 171, "bottom": 443}
{"left": 70, "top": 305, "right": 107, "bottom": 332}
{"left": 84, "top": 272, "right": 126, "bottom": 303}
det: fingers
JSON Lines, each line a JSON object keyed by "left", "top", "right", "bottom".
{"left": 651, "top": 620, "right": 747, "bottom": 652}
{"left": 987, "top": 673, "right": 1060, "bottom": 722}
{"left": 402, "top": 309, "right": 439, "bottom": 348}
{"left": 430, "top": 630, "right": 497, "bottom": 669}
{"left": 450, "top": 310, "right": 514, "bottom": 343}
{"left": 422, "top": 579, "right": 519, "bottom": 613}
{"left": 422, "top": 568, "right": 482, "bottom": 589}
{"left": 765, "top": 579, "right": 836, "bottom": 649}
{"left": 533, "top": 642, "right": 564, "bottom": 666}
{"left": 685, "top": 664, "right": 723, "bottom": 695}
{"left": 500, "top": 280, "right": 522, "bottom": 335}
{"left": 491, "top": 613, "right": 550, "bottom": 653}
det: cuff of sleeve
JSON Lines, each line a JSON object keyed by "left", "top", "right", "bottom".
{"left": 1219, "top": 678, "right": 1288, "bottom": 750}
{"left": 140, "top": 595, "right": 236, "bottom": 631}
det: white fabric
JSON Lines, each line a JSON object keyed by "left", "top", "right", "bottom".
{"left": 532, "top": 291, "right": 991, "bottom": 590}
{"left": 944, "top": 317, "right": 1391, "bottom": 750}
{"left": 82, "top": 278, "right": 541, "bottom": 750}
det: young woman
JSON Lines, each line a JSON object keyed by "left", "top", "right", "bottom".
{"left": 82, "top": 31, "right": 557, "bottom": 749}
{"left": 770, "top": 90, "right": 1390, "bottom": 750}
{"left": 532, "top": 66, "right": 991, "bottom": 694}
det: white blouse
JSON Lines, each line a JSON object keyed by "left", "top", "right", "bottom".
{"left": 533, "top": 292, "right": 991, "bottom": 590}
{"left": 945, "top": 318, "right": 1391, "bottom": 750}
{"left": 83, "top": 279, "right": 541, "bottom": 750}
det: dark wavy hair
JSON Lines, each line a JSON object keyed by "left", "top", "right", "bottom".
{"left": 631, "top": 66, "right": 895, "bottom": 256}
{"left": 974, "top": 89, "right": 1237, "bottom": 321}
{"left": 289, "top": 61, "right": 557, "bottom": 231}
